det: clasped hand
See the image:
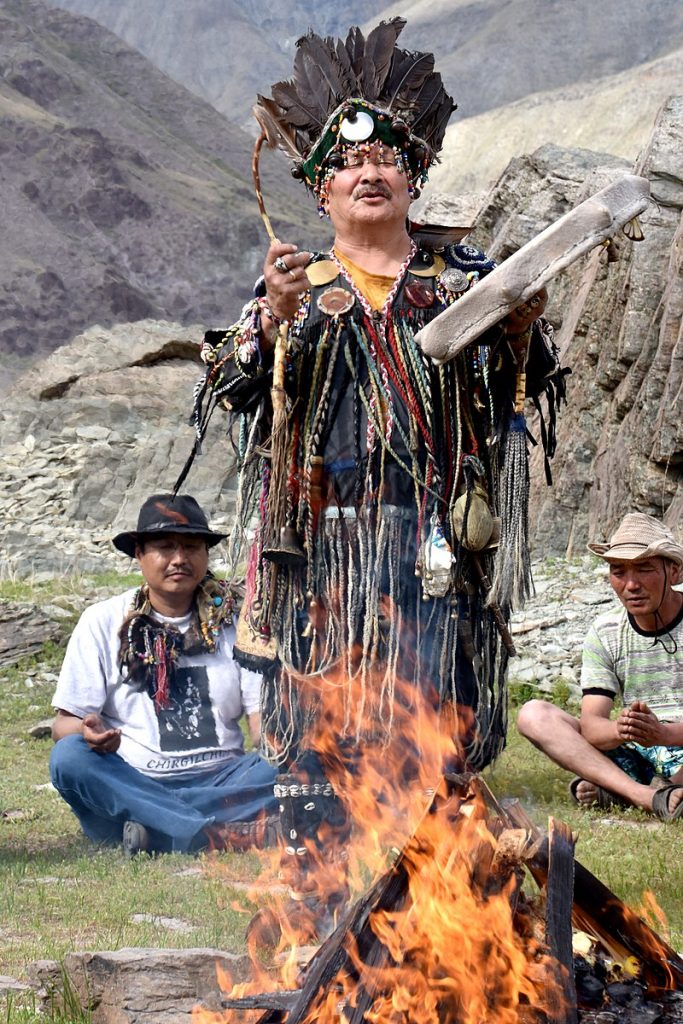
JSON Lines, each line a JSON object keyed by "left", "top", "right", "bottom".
{"left": 615, "top": 700, "right": 666, "bottom": 747}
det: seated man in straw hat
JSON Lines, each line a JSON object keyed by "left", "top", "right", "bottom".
{"left": 50, "top": 493, "right": 279, "bottom": 855}
{"left": 517, "top": 512, "right": 683, "bottom": 821}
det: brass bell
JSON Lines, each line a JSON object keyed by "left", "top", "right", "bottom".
{"left": 262, "top": 526, "right": 307, "bottom": 567}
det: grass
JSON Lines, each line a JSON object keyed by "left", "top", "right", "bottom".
{"left": 0, "top": 570, "right": 142, "bottom": 606}
{"left": 1, "top": 570, "right": 681, "bottom": 1020}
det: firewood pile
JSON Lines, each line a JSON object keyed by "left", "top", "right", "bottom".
{"left": 212, "top": 775, "right": 683, "bottom": 1024}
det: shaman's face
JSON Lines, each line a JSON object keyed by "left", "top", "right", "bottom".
{"left": 324, "top": 145, "right": 412, "bottom": 236}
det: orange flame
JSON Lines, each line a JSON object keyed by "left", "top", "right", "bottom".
{"left": 195, "top": 663, "right": 567, "bottom": 1023}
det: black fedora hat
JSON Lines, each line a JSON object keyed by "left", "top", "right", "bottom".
{"left": 112, "top": 494, "right": 227, "bottom": 558}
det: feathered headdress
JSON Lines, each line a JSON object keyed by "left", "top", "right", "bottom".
{"left": 253, "top": 18, "right": 455, "bottom": 196}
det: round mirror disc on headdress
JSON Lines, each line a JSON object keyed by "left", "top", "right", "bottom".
{"left": 339, "top": 111, "right": 375, "bottom": 142}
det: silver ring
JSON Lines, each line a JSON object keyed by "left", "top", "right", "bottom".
{"left": 274, "top": 256, "right": 289, "bottom": 273}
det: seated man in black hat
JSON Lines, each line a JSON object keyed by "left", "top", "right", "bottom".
{"left": 50, "top": 493, "right": 279, "bottom": 856}
{"left": 517, "top": 512, "right": 683, "bottom": 821}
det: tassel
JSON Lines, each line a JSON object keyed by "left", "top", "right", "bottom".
{"left": 488, "top": 413, "right": 532, "bottom": 610}
{"left": 153, "top": 634, "right": 171, "bottom": 711}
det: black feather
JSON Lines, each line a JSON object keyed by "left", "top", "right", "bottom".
{"left": 271, "top": 81, "right": 324, "bottom": 130}
{"left": 426, "top": 98, "right": 456, "bottom": 149}
{"left": 409, "top": 75, "right": 446, "bottom": 132}
{"left": 344, "top": 26, "right": 367, "bottom": 82}
{"left": 253, "top": 96, "right": 301, "bottom": 159}
{"left": 413, "top": 79, "right": 456, "bottom": 150}
{"left": 384, "top": 51, "right": 434, "bottom": 111}
{"left": 361, "top": 18, "right": 405, "bottom": 101}
{"left": 291, "top": 42, "right": 334, "bottom": 127}
{"left": 296, "top": 33, "right": 351, "bottom": 112}
{"left": 335, "top": 37, "right": 355, "bottom": 93}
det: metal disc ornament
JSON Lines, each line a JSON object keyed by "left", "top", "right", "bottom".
{"left": 410, "top": 253, "right": 446, "bottom": 278}
{"left": 439, "top": 267, "right": 470, "bottom": 293}
{"left": 306, "top": 260, "right": 339, "bottom": 286}
{"left": 339, "top": 110, "right": 374, "bottom": 142}
{"left": 317, "top": 287, "right": 355, "bottom": 316}
{"left": 405, "top": 282, "right": 435, "bottom": 308}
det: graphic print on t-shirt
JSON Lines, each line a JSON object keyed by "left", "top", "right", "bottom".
{"left": 155, "top": 665, "right": 219, "bottom": 751}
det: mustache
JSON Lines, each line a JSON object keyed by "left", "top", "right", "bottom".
{"left": 353, "top": 183, "right": 392, "bottom": 200}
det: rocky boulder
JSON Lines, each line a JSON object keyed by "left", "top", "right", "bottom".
{"left": 29, "top": 947, "right": 254, "bottom": 1023}
{"left": 0, "top": 320, "right": 237, "bottom": 575}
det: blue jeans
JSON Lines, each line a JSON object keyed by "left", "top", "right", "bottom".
{"left": 50, "top": 735, "right": 278, "bottom": 853}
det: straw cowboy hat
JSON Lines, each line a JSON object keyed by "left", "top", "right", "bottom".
{"left": 587, "top": 512, "right": 683, "bottom": 567}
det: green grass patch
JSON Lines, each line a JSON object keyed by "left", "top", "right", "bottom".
{"left": 0, "top": 570, "right": 141, "bottom": 605}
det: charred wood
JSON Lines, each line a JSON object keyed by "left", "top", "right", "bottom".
{"left": 502, "top": 800, "right": 683, "bottom": 992}
{"left": 544, "top": 818, "right": 578, "bottom": 1024}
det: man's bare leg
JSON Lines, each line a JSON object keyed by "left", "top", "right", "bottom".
{"left": 516, "top": 700, "right": 683, "bottom": 813}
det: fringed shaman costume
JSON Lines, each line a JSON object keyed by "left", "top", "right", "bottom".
{"left": 185, "top": 19, "right": 569, "bottom": 776}
{"left": 192, "top": 244, "right": 564, "bottom": 770}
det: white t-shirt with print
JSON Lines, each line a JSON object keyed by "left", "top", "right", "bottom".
{"left": 52, "top": 589, "right": 263, "bottom": 778}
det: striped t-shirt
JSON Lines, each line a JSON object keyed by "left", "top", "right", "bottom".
{"left": 581, "top": 603, "right": 683, "bottom": 721}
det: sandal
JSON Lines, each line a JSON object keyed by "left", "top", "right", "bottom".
{"left": 651, "top": 784, "right": 683, "bottom": 821}
{"left": 568, "top": 777, "right": 630, "bottom": 810}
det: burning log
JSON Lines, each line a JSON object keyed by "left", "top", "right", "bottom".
{"left": 224, "top": 775, "right": 474, "bottom": 1024}
{"left": 503, "top": 799, "right": 683, "bottom": 993}
{"left": 214, "top": 774, "right": 683, "bottom": 1024}
{"left": 543, "top": 819, "right": 578, "bottom": 1024}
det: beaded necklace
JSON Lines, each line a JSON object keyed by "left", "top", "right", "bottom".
{"left": 331, "top": 242, "right": 415, "bottom": 449}
{"left": 119, "top": 578, "right": 233, "bottom": 711}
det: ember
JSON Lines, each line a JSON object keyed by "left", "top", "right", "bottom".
{"left": 193, "top": 675, "right": 683, "bottom": 1024}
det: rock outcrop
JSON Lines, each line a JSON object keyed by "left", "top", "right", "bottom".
{"left": 530, "top": 97, "right": 683, "bottom": 550}
{"left": 29, "top": 948, "right": 254, "bottom": 1024}
{"left": 0, "top": 320, "right": 236, "bottom": 574}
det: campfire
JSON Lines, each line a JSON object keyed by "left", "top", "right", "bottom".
{"left": 194, "top": 671, "right": 683, "bottom": 1024}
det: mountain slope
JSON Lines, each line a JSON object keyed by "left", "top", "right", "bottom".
{"left": 368, "top": 0, "right": 683, "bottom": 120}
{"left": 41, "top": 0, "right": 389, "bottom": 128}
{"left": 0, "top": 0, "right": 328, "bottom": 384}
{"left": 45, "top": 0, "right": 683, "bottom": 129}
{"left": 430, "top": 47, "right": 683, "bottom": 193}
